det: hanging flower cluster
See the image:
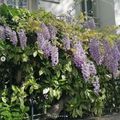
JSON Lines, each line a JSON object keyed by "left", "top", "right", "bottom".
{"left": 89, "top": 38, "right": 103, "bottom": 65}
{"left": 62, "top": 35, "right": 71, "bottom": 51}
{"left": 89, "top": 38, "right": 120, "bottom": 78}
{"left": 71, "top": 40, "right": 99, "bottom": 93}
{"left": 0, "top": 25, "right": 27, "bottom": 48}
{"left": 36, "top": 23, "right": 59, "bottom": 66}
{"left": 36, "top": 23, "right": 99, "bottom": 93}
{"left": 18, "top": 29, "right": 27, "bottom": 49}
{"left": 83, "top": 18, "right": 96, "bottom": 29}
{"left": 0, "top": 25, "right": 5, "bottom": 40}
{"left": 2, "top": 22, "right": 120, "bottom": 95}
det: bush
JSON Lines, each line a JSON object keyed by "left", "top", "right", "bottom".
{"left": 0, "top": 4, "right": 120, "bottom": 120}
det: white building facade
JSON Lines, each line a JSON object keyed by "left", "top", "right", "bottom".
{"left": 0, "top": 0, "right": 120, "bottom": 27}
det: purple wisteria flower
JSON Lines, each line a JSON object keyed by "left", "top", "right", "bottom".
{"left": 92, "top": 76, "right": 100, "bottom": 95}
{"left": 112, "top": 45, "right": 120, "bottom": 61}
{"left": 36, "top": 31, "right": 59, "bottom": 65}
{"left": 84, "top": 18, "right": 96, "bottom": 29}
{"left": 73, "top": 41, "right": 87, "bottom": 69}
{"left": 47, "top": 25, "right": 57, "bottom": 39}
{"left": 36, "top": 32, "right": 46, "bottom": 49}
{"left": 43, "top": 41, "right": 52, "bottom": 58}
{"left": 4, "top": 26, "right": 18, "bottom": 45}
{"left": 36, "top": 32, "right": 52, "bottom": 58}
{"left": 103, "top": 43, "right": 120, "bottom": 78}
{"left": 102, "top": 40, "right": 111, "bottom": 55}
{"left": 0, "top": 25, "right": 5, "bottom": 40}
{"left": 116, "top": 40, "right": 120, "bottom": 52}
{"left": 9, "top": 31, "right": 18, "bottom": 46}
{"left": 62, "top": 35, "right": 71, "bottom": 51}
{"left": 18, "top": 29, "right": 27, "bottom": 49}
{"left": 5, "top": 26, "right": 12, "bottom": 39}
{"left": 81, "top": 63, "right": 91, "bottom": 81}
{"left": 51, "top": 46, "right": 59, "bottom": 66}
{"left": 81, "top": 61, "right": 97, "bottom": 81}
{"left": 72, "top": 41, "right": 94, "bottom": 81}
{"left": 88, "top": 61, "right": 97, "bottom": 76}
{"left": 89, "top": 38, "right": 103, "bottom": 65}
{"left": 41, "top": 23, "right": 50, "bottom": 40}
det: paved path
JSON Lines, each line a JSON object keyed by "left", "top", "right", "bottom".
{"left": 87, "top": 113, "right": 120, "bottom": 120}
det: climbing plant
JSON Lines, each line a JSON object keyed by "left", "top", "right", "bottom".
{"left": 0, "top": 4, "right": 120, "bottom": 120}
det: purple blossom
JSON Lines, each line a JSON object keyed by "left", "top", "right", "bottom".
{"left": 51, "top": 46, "right": 59, "bottom": 66}
{"left": 92, "top": 76, "right": 100, "bottom": 95}
{"left": 18, "top": 29, "right": 27, "bottom": 49}
{"left": 81, "top": 63, "right": 91, "bottom": 81}
{"left": 47, "top": 25, "right": 57, "bottom": 39}
{"left": 36, "top": 32, "right": 46, "bottom": 49}
{"left": 43, "top": 41, "right": 52, "bottom": 58}
{"left": 36, "top": 32, "right": 52, "bottom": 58}
{"left": 88, "top": 61, "right": 97, "bottom": 76}
{"left": 116, "top": 40, "right": 120, "bottom": 52}
{"left": 84, "top": 18, "right": 96, "bottom": 29}
{"left": 36, "top": 31, "right": 59, "bottom": 66}
{"left": 62, "top": 35, "right": 71, "bottom": 51}
{"left": 5, "top": 26, "right": 12, "bottom": 39}
{"left": 102, "top": 40, "right": 111, "bottom": 55}
{"left": 4, "top": 26, "right": 18, "bottom": 45}
{"left": 89, "top": 39, "right": 103, "bottom": 65}
{"left": 81, "top": 61, "right": 97, "bottom": 81}
{"left": 41, "top": 23, "right": 50, "bottom": 40}
{"left": 103, "top": 45, "right": 120, "bottom": 78}
{"left": 112, "top": 45, "right": 120, "bottom": 61}
{"left": 9, "top": 31, "right": 18, "bottom": 46}
{"left": 0, "top": 25, "right": 5, "bottom": 40}
{"left": 73, "top": 41, "right": 87, "bottom": 68}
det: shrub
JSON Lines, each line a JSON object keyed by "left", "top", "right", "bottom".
{"left": 0, "top": 4, "right": 120, "bottom": 119}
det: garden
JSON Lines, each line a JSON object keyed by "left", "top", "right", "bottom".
{"left": 0, "top": 4, "right": 120, "bottom": 120}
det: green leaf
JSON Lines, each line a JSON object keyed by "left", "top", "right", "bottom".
{"left": 1, "top": 111, "right": 11, "bottom": 118}
{"left": 12, "top": 86, "right": 16, "bottom": 92}
{"left": 39, "top": 70, "right": 44, "bottom": 76}
{"left": 22, "top": 54, "right": 28, "bottom": 62}
{"left": 11, "top": 96, "right": 17, "bottom": 103}
{"left": 33, "top": 51, "right": 38, "bottom": 57}
{"left": 64, "top": 61, "right": 72, "bottom": 72}
{"left": 1, "top": 97, "right": 7, "bottom": 103}
{"left": 29, "top": 86, "right": 34, "bottom": 94}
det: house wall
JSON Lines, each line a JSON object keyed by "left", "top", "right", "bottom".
{"left": 38, "top": 0, "right": 118, "bottom": 27}
{"left": 114, "top": 0, "right": 120, "bottom": 26}
{"left": 1, "top": 0, "right": 119, "bottom": 27}
{"left": 38, "top": 0, "right": 75, "bottom": 16}
{"left": 31, "top": 0, "right": 39, "bottom": 11}
{"left": 96, "top": 0, "right": 116, "bottom": 27}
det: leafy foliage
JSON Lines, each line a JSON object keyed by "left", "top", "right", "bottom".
{"left": 0, "top": 4, "right": 120, "bottom": 120}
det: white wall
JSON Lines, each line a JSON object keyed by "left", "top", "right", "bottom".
{"left": 37, "top": 0, "right": 120, "bottom": 27}
{"left": 114, "top": 0, "right": 120, "bottom": 26}
{"left": 96, "top": 0, "right": 115, "bottom": 27}
{"left": 31, "top": 0, "right": 38, "bottom": 10}
{"left": 38, "top": 0, "right": 75, "bottom": 16}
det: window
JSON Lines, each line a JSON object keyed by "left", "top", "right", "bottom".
{"left": 81, "top": 0, "right": 99, "bottom": 26}
{"left": 6, "top": 0, "right": 16, "bottom": 7}
{"left": 6, "top": 0, "right": 27, "bottom": 8}
{"left": 41, "top": 0, "right": 60, "bottom": 4}
{"left": 81, "top": 0, "right": 94, "bottom": 17}
{"left": 19, "top": 0, "right": 27, "bottom": 8}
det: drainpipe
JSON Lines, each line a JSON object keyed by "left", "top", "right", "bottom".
{"left": 28, "top": 0, "right": 32, "bottom": 11}
{"left": 15, "top": 0, "right": 19, "bottom": 8}
{"left": 85, "top": 0, "right": 88, "bottom": 19}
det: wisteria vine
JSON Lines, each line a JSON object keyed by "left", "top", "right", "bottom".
{"left": 1, "top": 22, "right": 120, "bottom": 95}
